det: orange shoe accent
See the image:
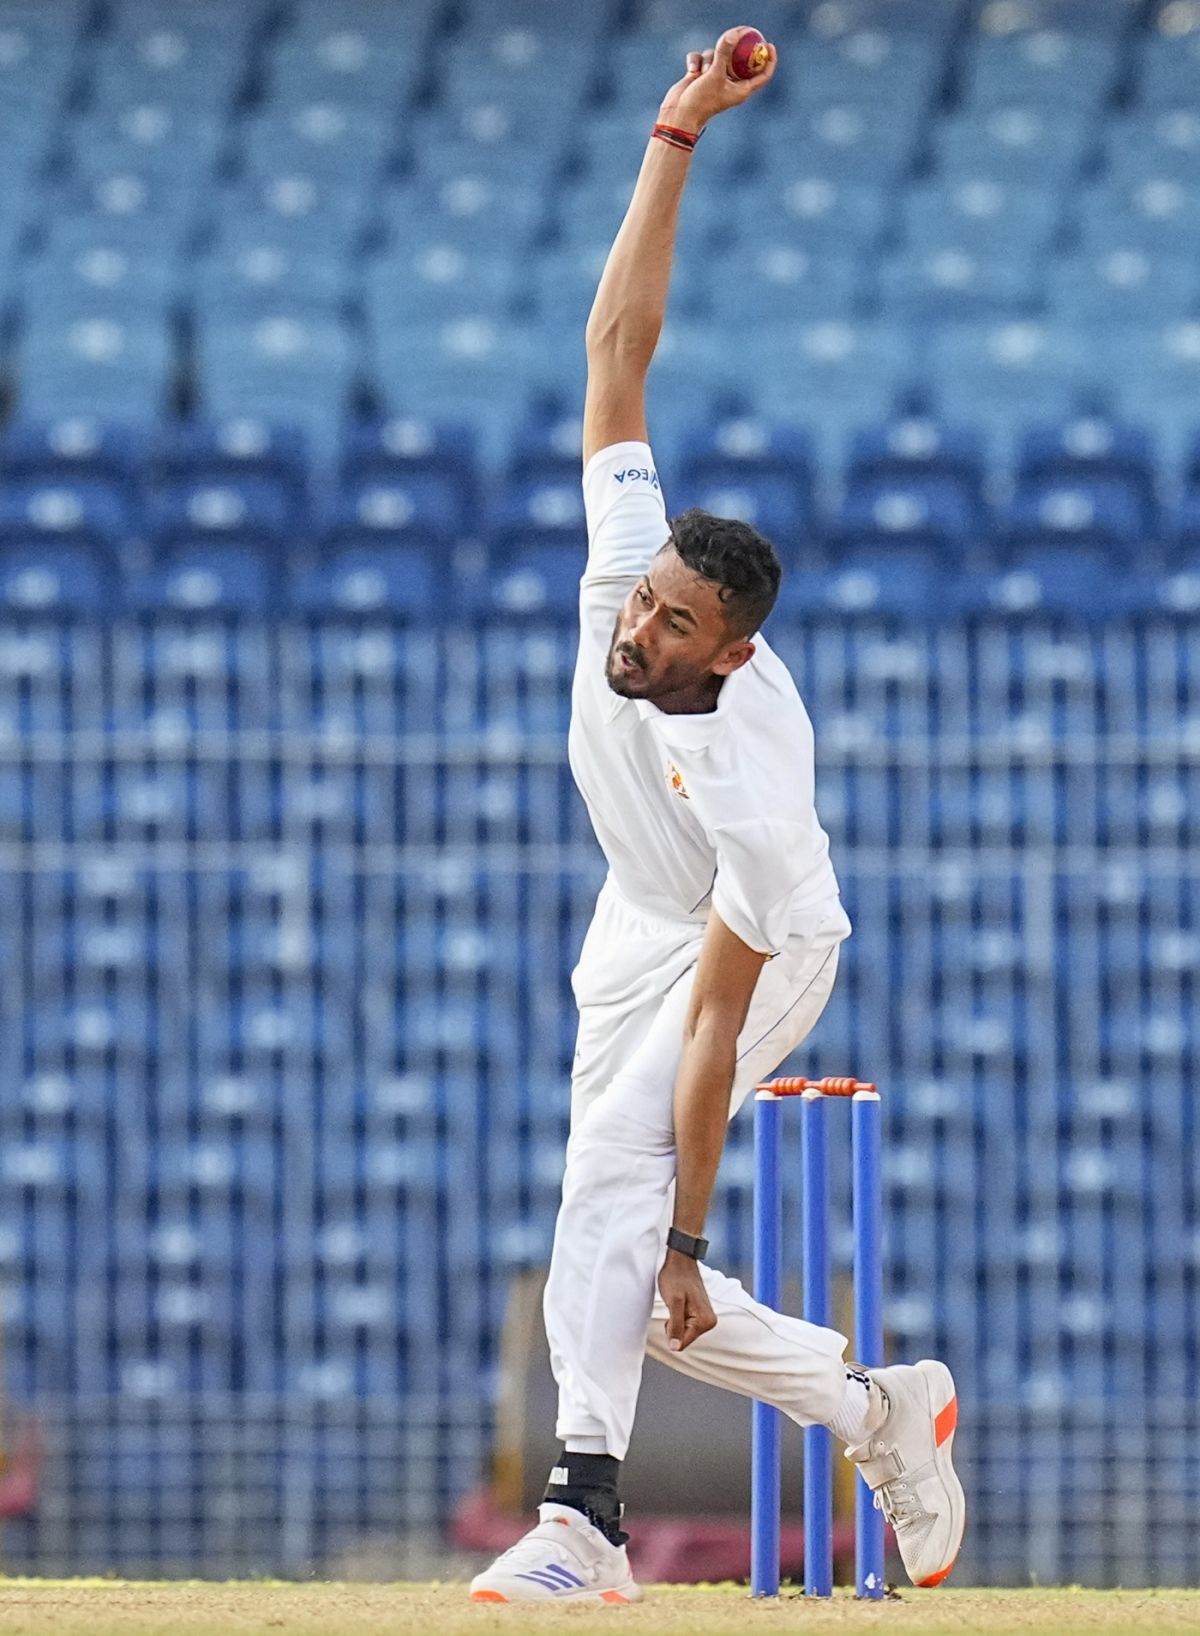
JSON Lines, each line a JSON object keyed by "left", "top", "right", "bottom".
{"left": 600, "top": 1591, "right": 632, "bottom": 1604}
{"left": 470, "top": 1590, "right": 508, "bottom": 1603}
{"left": 917, "top": 1556, "right": 957, "bottom": 1588}
{"left": 933, "top": 1396, "right": 958, "bottom": 1447}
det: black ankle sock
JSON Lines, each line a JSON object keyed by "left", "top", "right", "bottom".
{"left": 543, "top": 1451, "right": 628, "bottom": 1546}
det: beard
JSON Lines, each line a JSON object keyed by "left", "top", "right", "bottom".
{"left": 605, "top": 614, "right": 648, "bottom": 696}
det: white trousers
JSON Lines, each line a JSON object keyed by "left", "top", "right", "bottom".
{"left": 543, "top": 882, "right": 853, "bottom": 1460}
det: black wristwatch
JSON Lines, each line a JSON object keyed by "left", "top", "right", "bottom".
{"left": 666, "top": 1226, "right": 709, "bottom": 1261}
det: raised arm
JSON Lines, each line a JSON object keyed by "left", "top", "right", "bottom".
{"left": 582, "top": 27, "right": 778, "bottom": 466}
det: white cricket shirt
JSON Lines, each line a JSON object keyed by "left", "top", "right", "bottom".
{"left": 569, "top": 439, "right": 849, "bottom": 959}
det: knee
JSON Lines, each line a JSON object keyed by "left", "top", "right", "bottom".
{"left": 562, "top": 1101, "right": 674, "bottom": 1199}
{"left": 569, "top": 1089, "right": 673, "bottom": 1165}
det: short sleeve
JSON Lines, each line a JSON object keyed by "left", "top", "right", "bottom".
{"left": 711, "top": 817, "right": 813, "bottom": 957}
{"left": 580, "top": 441, "right": 669, "bottom": 614}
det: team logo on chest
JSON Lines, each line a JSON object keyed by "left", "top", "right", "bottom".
{"left": 667, "top": 762, "right": 690, "bottom": 800}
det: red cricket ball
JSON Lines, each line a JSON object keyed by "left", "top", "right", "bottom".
{"left": 729, "top": 27, "right": 770, "bottom": 80}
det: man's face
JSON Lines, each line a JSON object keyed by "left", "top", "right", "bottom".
{"left": 605, "top": 544, "right": 753, "bottom": 704}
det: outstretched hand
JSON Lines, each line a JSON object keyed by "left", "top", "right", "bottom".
{"left": 660, "top": 27, "right": 778, "bottom": 132}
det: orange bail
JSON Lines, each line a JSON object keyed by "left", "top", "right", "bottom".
{"left": 756, "top": 1076, "right": 878, "bottom": 1098}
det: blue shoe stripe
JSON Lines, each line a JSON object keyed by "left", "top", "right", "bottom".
{"left": 514, "top": 1565, "right": 585, "bottom": 1591}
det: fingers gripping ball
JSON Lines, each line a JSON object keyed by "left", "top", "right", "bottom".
{"left": 729, "top": 26, "right": 770, "bottom": 80}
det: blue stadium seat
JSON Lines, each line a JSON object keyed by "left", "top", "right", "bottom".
{"left": 965, "top": 32, "right": 1118, "bottom": 111}
{"left": 287, "top": 544, "right": 440, "bottom": 617}
{"left": 838, "top": 476, "right": 981, "bottom": 559}
{"left": 17, "top": 315, "right": 173, "bottom": 424}
{"left": 742, "top": 320, "right": 914, "bottom": 449}
{"left": 846, "top": 419, "right": 987, "bottom": 498}
{"left": 147, "top": 478, "right": 291, "bottom": 545}
{"left": 1137, "top": 30, "right": 1200, "bottom": 108}
{"left": 782, "top": 0, "right": 956, "bottom": 31}
{"left": 193, "top": 247, "right": 348, "bottom": 321}
{"left": 1017, "top": 421, "right": 1157, "bottom": 518}
{"left": 1006, "top": 478, "right": 1150, "bottom": 552}
{"left": 0, "top": 479, "right": 128, "bottom": 552}
{"left": 363, "top": 247, "right": 520, "bottom": 329}
{"left": 19, "top": 239, "right": 178, "bottom": 318}
{"left": 706, "top": 247, "right": 865, "bottom": 323}
{"left": 762, "top": 104, "right": 924, "bottom": 182}
{"left": 1046, "top": 249, "right": 1197, "bottom": 323}
{"left": 41, "top": 211, "right": 191, "bottom": 263}
{"left": 89, "top": 31, "right": 248, "bottom": 111}
{"left": 490, "top": 479, "right": 585, "bottom": 555}
{"left": 443, "top": 31, "right": 592, "bottom": 110}
{"left": 381, "top": 175, "right": 546, "bottom": 255}
{"left": 504, "top": 412, "right": 583, "bottom": 489}
{"left": 124, "top": 545, "right": 276, "bottom": 616}
{"left": 195, "top": 316, "right": 357, "bottom": 457}
{"left": 933, "top": 106, "right": 1094, "bottom": 185}
{"left": 372, "top": 319, "right": 584, "bottom": 469}
{"left": 219, "top": 174, "right": 372, "bottom": 244}
{"left": 70, "top": 108, "right": 223, "bottom": 186}
{"left": 677, "top": 416, "right": 813, "bottom": 479}
{"left": 528, "top": 246, "right": 610, "bottom": 328}
{"left": 929, "top": 322, "right": 1096, "bottom": 449}
{"left": 879, "top": 248, "right": 1039, "bottom": 320}
{"left": 902, "top": 181, "right": 1060, "bottom": 256}
{"left": 1101, "top": 321, "right": 1200, "bottom": 461}
{"left": 766, "top": 178, "right": 891, "bottom": 253}
{"left": 0, "top": 419, "right": 142, "bottom": 494}
{"left": 792, "top": 32, "right": 944, "bottom": 113}
{"left": 341, "top": 418, "right": 480, "bottom": 514}
{"left": 1079, "top": 180, "right": 1200, "bottom": 256}
{"left": 776, "top": 545, "right": 949, "bottom": 621}
{"left": 459, "top": 545, "right": 579, "bottom": 618}
{"left": 0, "top": 546, "right": 113, "bottom": 615}
{"left": 956, "top": 545, "right": 1119, "bottom": 618}
{"left": 152, "top": 421, "right": 308, "bottom": 523}
{"left": 408, "top": 126, "right": 562, "bottom": 191}
{"left": 328, "top": 469, "right": 470, "bottom": 546}
{"left": 240, "top": 104, "right": 394, "bottom": 183}
{"left": 1106, "top": 111, "right": 1200, "bottom": 186}
{"left": 266, "top": 31, "right": 418, "bottom": 114}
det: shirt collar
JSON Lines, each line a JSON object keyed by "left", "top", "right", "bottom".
{"left": 631, "top": 656, "right": 747, "bottom": 750}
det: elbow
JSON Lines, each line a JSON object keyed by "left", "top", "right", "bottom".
{"left": 681, "top": 1002, "right": 743, "bottom": 1059}
{"left": 585, "top": 311, "right": 658, "bottom": 370}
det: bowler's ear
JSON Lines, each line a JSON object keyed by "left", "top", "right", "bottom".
{"left": 712, "top": 640, "right": 755, "bottom": 677}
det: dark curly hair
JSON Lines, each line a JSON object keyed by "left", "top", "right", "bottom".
{"left": 666, "top": 508, "right": 782, "bottom": 638}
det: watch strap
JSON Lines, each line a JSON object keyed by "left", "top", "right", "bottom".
{"left": 667, "top": 1226, "right": 709, "bottom": 1260}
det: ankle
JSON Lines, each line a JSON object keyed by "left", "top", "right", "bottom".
{"left": 543, "top": 1451, "right": 627, "bottom": 1546}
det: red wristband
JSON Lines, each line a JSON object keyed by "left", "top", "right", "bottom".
{"left": 652, "top": 121, "right": 702, "bottom": 153}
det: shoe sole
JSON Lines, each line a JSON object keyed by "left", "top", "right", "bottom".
{"left": 913, "top": 1359, "right": 966, "bottom": 1588}
{"left": 469, "top": 1587, "right": 640, "bottom": 1605}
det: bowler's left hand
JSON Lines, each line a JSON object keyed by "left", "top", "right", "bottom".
{"left": 659, "top": 1249, "right": 717, "bottom": 1352}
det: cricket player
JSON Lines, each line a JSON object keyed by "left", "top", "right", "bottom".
{"left": 471, "top": 29, "right": 964, "bottom": 1604}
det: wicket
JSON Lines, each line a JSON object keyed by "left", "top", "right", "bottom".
{"left": 750, "top": 1077, "right": 885, "bottom": 1600}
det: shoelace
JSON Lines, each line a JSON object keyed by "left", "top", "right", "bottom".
{"left": 874, "top": 1476, "right": 923, "bottom": 1527}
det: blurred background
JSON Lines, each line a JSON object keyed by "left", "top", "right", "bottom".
{"left": 0, "top": 0, "right": 1196, "bottom": 1592}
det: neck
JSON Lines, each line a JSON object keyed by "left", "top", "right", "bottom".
{"left": 651, "top": 672, "right": 725, "bottom": 716}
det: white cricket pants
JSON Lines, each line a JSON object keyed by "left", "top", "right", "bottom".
{"left": 543, "top": 880, "right": 853, "bottom": 1460}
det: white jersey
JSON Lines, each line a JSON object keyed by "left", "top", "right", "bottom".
{"left": 568, "top": 439, "right": 849, "bottom": 964}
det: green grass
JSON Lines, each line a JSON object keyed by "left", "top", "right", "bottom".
{"left": 0, "top": 1580, "right": 1197, "bottom": 1636}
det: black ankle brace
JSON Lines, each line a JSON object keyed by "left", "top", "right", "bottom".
{"left": 543, "top": 1452, "right": 628, "bottom": 1547}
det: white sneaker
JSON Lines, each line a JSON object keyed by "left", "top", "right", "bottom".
{"left": 468, "top": 1503, "right": 643, "bottom": 1605}
{"left": 845, "top": 1359, "right": 965, "bottom": 1588}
